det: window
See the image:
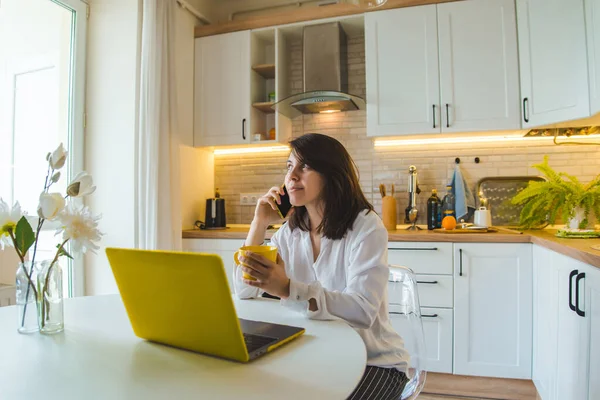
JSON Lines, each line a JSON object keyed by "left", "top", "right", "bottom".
{"left": 0, "top": 0, "right": 87, "bottom": 297}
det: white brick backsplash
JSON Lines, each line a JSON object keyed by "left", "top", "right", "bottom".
{"left": 212, "top": 35, "right": 600, "bottom": 224}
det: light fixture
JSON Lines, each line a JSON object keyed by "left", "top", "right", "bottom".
{"left": 319, "top": 109, "right": 342, "bottom": 114}
{"left": 213, "top": 145, "right": 290, "bottom": 156}
{"left": 373, "top": 133, "right": 600, "bottom": 147}
{"left": 340, "top": 0, "right": 388, "bottom": 8}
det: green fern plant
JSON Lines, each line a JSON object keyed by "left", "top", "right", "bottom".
{"left": 511, "top": 156, "right": 600, "bottom": 229}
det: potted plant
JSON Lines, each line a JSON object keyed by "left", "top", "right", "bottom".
{"left": 511, "top": 156, "right": 600, "bottom": 233}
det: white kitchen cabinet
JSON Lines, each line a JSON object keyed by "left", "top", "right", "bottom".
{"left": 437, "top": 0, "right": 521, "bottom": 132}
{"left": 182, "top": 238, "right": 245, "bottom": 292}
{"left": 532, "top": 245, "right": 596, "bottom": 400}
{"left": 453, "top": 243, "right": 532, "bottom": 379}
{"left": 583, "top": 263, "right": 600, "bottom": 400}
{"left": 387, "top": 242, "right": 453, "bottom": 275}
{"left": 516, "top": 0, "right": 590, "bottom": 127}
{"left": 532, "top": 245, "right": 560, "bottom": 400}
{"left": 194, "top": 31, "right": 251, "bottom": 146}
{"left": 586, "top": 0, "right": 600, "bottom": 115}
{"left": 365, "top": 0, "right": 520, "bottom": 137}
{"left": 555, "top": 258, "right": 588, "bottom": 400}
{"left": 390, "top": 305, "right": 453, "bottom": 374}
{"left": 365, "top": 5, "right": 440, "bottom": 136}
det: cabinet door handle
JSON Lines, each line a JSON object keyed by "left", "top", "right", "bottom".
{"left": 432, "top": 104, "right": 437, "bottom": 128}
{"left": 388, "top": 247, "right": 438, "bottom": 251}
{"left": 523, "top": 98, "right": 529, "bottom": 123}
{"left": 569, "top": 269, "right": 578, "bottom": 313}
{"left": 242, "top": 118, "right": 246, "bottom": 140}
{"left": 422, "top": 314, "right": 438, "bottom": 318}
{"left": 445, "top": 103, "right": 450, "bottom": 128}
{"left": 417, "top": 280, "right": 438, "bottom": 285}
{"left": 575, "top": 272, "right": 586, "bottom": 317}
{"left": 459, "top": 248, "right": 463, "bottom": 276}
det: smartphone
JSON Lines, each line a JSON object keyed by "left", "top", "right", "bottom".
{"left": 275, "top": 184, "right": 293, "bottom": 219}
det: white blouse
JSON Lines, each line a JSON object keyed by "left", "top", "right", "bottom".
{"left": 234, "top": 210, "right": 410, "bottom": 370}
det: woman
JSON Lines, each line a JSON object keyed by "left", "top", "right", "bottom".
{"left": 234, "top": 133, "right": 409, "bottom": 400}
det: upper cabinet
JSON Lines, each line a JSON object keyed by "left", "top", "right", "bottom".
{"left": 365, "top": 0, "right": 521, "bottom": 137}
{"left": 516, "top": 0, "right": 590, "bottom": 127}
{"left": 437, "top": 0, "right": 520, "bottom": 133}
{"left": 365, "top": 6, "right": 440, "bottom": 136}
{"left": 586, "top": 0, "right": 600, "bottom": 116}
{"left": 194, "top": 31, "right": 251, "bottom": 147}
{"left": 194, "top": 28, "right": 292, "bottom": 147}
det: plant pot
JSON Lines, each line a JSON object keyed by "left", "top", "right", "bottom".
{"left": 568, "top": 206, "right": 590, "bottom": 230}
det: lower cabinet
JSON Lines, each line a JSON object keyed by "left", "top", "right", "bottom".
{"left": 453, "top": 243, "right": 533, "bottom": 379}
{"left": 584, "top": 264, "right": 600, "bottom": 400}
{"left": 389, "top": 305, "right": 453, "bottom": 374}
{"left": 182, "top": 238, "right": 244, "bottom": 292}
{"left": 534, "top": 244, "right": 600, "bottom": 400}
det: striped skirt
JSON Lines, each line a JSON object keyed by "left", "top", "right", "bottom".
{"left": 347, "top": 366, "right": 409, "bottom": 400}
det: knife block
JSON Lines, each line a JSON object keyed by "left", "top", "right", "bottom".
{"left": 382, "top": 196, "right": 397, "bottom": 231}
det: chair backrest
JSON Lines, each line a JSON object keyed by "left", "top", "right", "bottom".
{"left": 388, "top": 265, "right": 427, "bottom": 399}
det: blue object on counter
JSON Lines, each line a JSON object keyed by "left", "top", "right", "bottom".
{"left": 451, "top": 163, "right": 476, "bottom": 220}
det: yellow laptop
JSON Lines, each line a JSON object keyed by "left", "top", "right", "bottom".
{"left": 105, "top": 247, "right": 305, "bottom": 362}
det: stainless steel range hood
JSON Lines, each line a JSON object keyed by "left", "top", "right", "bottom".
{"left": 273, "top": 22, "right": 366, "bottom": 118}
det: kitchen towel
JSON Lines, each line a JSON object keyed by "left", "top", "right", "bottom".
{"left": 451, "top": 164, "right": 476, "bottom": 220}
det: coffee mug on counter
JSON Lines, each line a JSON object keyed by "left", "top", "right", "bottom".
{"left": 474, "top": 207, "right": 492, "bottom": 228}
{"left": 234, "top": 245, "right": 278, "bottom": 281}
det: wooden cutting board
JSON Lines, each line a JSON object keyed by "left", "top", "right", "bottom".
{"left": 434, "top": 227, "right": 498, "bottom": 234}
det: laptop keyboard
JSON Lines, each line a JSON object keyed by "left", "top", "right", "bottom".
{"left": 243, "top": 333, "right": 278, "bottom": 353}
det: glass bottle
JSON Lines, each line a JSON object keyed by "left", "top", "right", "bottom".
{"left": 37, "top": 260, "right": 64, "bottom": 334}
{"left": 16, "top": 261, "right": 40, "bottom": 334}
{"left": 441, "top": 185, "right": 456, "bottom": 220}
{"left": 427, "top": 189, "right": 441, "bottom": 230}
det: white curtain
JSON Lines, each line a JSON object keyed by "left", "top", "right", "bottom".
{"left": 136, "top": 0, "right": 182, "bottom": 250}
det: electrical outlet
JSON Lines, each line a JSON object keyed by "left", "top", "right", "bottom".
{"left": 239, "top": 193, "right": 263, "bottom": 206}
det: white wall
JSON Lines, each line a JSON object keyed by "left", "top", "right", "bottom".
{"left": 84, "top": 0, "right": 142, "bottom": 295}
{"left": 175, "top": 4, "right": 215, "bottom": 230}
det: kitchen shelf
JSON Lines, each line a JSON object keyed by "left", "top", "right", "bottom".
{"left": 252, "top": 64, "right": 276, "bottom": 79}
{"left": 252, "top": 101, "right": 275, "bottom": 113}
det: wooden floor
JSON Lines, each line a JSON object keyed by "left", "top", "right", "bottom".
{"left": 420, "top": 395, "right": 496, "bottom": 400}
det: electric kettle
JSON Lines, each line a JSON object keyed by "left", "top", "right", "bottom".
{"left": 203, "top": 189, "right": 226, "bottom": 229}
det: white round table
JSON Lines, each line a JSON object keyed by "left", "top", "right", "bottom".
{"left": 0, "top": 295, "right": 366, "bottom": 400}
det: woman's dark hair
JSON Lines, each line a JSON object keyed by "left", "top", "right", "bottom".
{"left": 287, "top": 133, "right": 374, "bottom": 240}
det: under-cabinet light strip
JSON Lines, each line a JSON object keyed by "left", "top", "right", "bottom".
{"left": 214, "top": 145, "right": 290, "bottom": 155}
{"left": 373, "top": 134, "right": 600, "bottom": 147}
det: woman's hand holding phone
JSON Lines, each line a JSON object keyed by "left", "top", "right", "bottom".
{"left": 254, "top": 186, "right": 288, "bottom": 226}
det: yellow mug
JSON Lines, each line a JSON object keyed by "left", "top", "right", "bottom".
{"left": 233, "top": 245, "right": 278, "bottom": 281}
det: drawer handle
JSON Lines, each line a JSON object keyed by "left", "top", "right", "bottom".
{"left": 416, "top": 280, "right": 438, "bottom": 285}
{"left": 388, "top": 247, "right": 438, "bottom": 251}
{"left": 389, "top": 311, "right": 438, "bottom": 318}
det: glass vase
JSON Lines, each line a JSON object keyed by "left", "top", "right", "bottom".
{"left": 37, "top": 260, "right": 64, "bottom": 334}
{"left": 15, "top": 261, "right": 41, "bottom": 334}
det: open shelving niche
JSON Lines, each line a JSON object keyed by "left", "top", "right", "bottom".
{"left": 250, "top": 28, "right": 290, "bottom": 144}
{"left": 249, "top": 15, "right": 365, "bottom": 145}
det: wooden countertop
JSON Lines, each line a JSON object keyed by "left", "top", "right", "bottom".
{"left": 182, "top": 226, "right": 600, "bottom": 269}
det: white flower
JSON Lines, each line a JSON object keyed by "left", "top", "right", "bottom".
{"left": 37, "top": 193, "right": 65, "bottom": 220}
{"left": 49, "top": 143, "right": 67, "bottom": 170}
{"left": 58, "top": 203, "right": 102, "bottom": 255}
{"left": 67, "top": 171, "right": 96, "bottom": 197}
{"left": 0, "top": 198, "right": 24, "bottom": 249}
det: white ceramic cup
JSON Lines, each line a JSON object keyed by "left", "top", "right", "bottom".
{"left": 474, "top": 207, "right": 492, "bottom": 228}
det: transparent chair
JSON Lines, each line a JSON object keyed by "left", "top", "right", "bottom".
{"left": 388, "top": 265, "right": 428, "bottom": 399}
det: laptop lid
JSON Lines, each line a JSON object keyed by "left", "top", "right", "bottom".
{"left": 105, "top": 248, "right": 250, "bottom": 362}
